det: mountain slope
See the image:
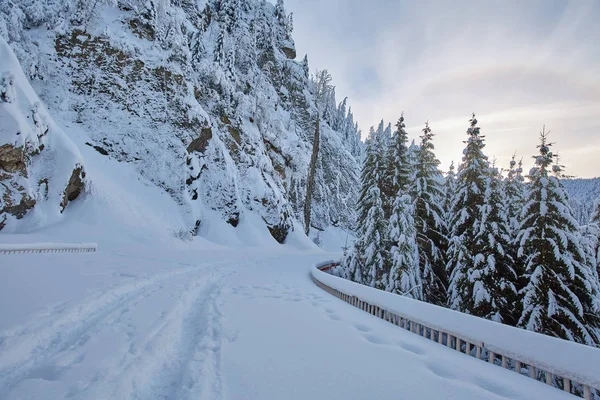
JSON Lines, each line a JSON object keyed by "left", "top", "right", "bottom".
{"left": 0, "top": 0, "right": 362, "bottom": 239}
{"left": 0, "top": 38, "right": 86, "bottom": 231}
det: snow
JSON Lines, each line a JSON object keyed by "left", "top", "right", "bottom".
{"left": 1, "top": 38, "right": 87, "bottom": 232}
{"left": 312, "top": 266, "right": 600, "bottom": 389}
{"left": 0, "top": 123, "right": 581, "bottom": 399}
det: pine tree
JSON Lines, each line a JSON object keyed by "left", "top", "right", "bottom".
{"left": 504, "top": 154, "right": 526, "bottom": 234}
{"left": 387, "top": 194, "right": 422, "bottom": 298}
{"left": 446, "top": 114, "right": 489, "bottom": 313}
{"left": 475, "top": 166, "right": 520, "bottom": 324}
{"left": 344, "top": 132, "right": 386, "bottom": 284}
{"left": 517, "top": 129, "right": 600, "bottom": 345}
{"left": 362, "top": 186, "right": 389, "bottom": 288}
{"left": 410, "top": 122, "right": 447, "bottom": 305}
{"left": 504, "top": 155, "right": 527, "bottom": 301}
{"left": 214, "top": 29, "right": 226, "bottom": 65}
{"left": 382, "top": 114, "right": 411, "bottom": 219}
{"left": 442, "top": 161, "right": 457, "bottom": 230}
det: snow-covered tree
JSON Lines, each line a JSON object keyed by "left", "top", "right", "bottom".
{"left": 588, "top": 203, "right": 600, "bottom": 279}
{"left": 387, "top": 194, "right": 422, "bottom": 298}
{"left": 442, "top": 161, "right": 456, "bottom": 230}
{"left": 474, "top": 166, "right": 520, "bottom": 324}
{"left": 362, "top": 186, "right": 389, "bottom": 288}
{"left": 504, "top": 155, "right": 527, "bottom": 299}
{"left": 344, "top": 133, "right": 387, "bottom": 285}
{"left": 517, "top": 129, "right": 600, "bottom": 345}
{"left": 410, "top": 122, "right": 447, "bottom": 305}
{"left": 446, "top": 114, "right": 490, "bottom": 313}
{"left": 504, "top": 154, "right": 526, "bottom": 234}
{"left": 382, "top": 114, "right": 411, "bottom": 219}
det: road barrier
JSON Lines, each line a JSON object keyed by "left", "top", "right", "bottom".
{"left": 313, "top": 261, "right": 600, "bottom": 400}
{"left": 0, "top": 242, "right": 97, "bottom": 255}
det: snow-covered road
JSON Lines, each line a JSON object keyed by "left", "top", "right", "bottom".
{"left": 0, "top": 249, "right": 573, "bottom": 400}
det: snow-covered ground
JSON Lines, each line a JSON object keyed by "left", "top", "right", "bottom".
{"left": 0, "top": 244, "right": 577, "bottom": 400}
{"left": 0, "top": 125, "right": 574, "bottom": 400}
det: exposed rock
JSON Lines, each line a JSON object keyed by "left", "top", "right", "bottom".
{"left": 60, "top": 165, "right": 85, "bottom": 212}
{"left": 0, "top": 144, "right": 26, "bottom": 175}
{"left": 227, "top": 212, "right": 240, "bottom": 227}
{"left": 187, "top": 127, "right": 212, "bottom": 154}
{"left": 86, "top": 142, "right": 109, "bottom": 155}
{"left": 1, "top": 190, "right": 36, "bottom": 220}
{"left": 281, "top": 46, "right": 296, "bottom": 60}
{"left": 268, "top": 222, "right": 289, "bottom": 244}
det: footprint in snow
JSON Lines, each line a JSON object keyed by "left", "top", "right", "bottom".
{"left": 363, "top": 334, "right": 389, "bottom": 345}
{"left": 353, "top": 324, "right": 371, "bottom": 332}
{"left": 396, "top": 341, "right": 426, "bottom": 355}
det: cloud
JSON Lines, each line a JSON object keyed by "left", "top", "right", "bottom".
{"left": 285, "top": 0, "right": 600, "bottom": 177}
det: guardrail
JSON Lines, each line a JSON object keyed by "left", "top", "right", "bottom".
{"left": 313, "top": 261, "right": 600, "bottom": 400}
{"left": 0, "top": 242, "right": 97, "bottom": 255}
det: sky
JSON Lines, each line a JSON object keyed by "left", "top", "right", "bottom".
{"left": 285, "top": 0, "right": 600, "bottom": 178}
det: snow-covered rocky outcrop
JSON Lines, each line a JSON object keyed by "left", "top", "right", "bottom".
{"left": 0, "top": 0, "right": 362, "bottom": 241}
{"left": 0, "top": 38, "right": 86, "bottom": 231}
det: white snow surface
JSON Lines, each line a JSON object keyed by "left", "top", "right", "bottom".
{"left": 313, "top": 266, "right": 600, "bottom": 389}
{"left": 0, "top": 134, "right": 580, "bottom": 400}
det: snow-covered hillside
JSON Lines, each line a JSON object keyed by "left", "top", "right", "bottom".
{"left": 0, "top": 0, "right": 361, "bottom": 240}
{"left": 562, "top": 178, "right": 600, "bottom": 225}
{"left": 0, "top": 38, "right": 87, "bottom": 231}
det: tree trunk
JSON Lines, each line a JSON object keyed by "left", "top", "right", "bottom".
{"left": 304, "top": 116, "right": 320, "bottom": 235}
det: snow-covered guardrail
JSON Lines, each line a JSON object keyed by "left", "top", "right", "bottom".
{"left": 0, "top": 242, "right": 97, "bottom": 255}
{"left": 312, "top": 262, "right": 600, "bottom": 400}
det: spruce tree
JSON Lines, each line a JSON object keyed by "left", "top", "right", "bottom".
{"left": 475, "top": 166, "right": 520, "bottom": 324}
{"left": 447, "top": 114, "right": 490, "bottom": 313}
{"left": 517, "top": 129, "right": 600, "bottom": 345}
{"left": 504, "top": 155, "right": 526, "bottom": 234}
{"left": 382, "top": 114, "right": 411, "bottom": 219}
{"left": 344, "top": 131, "right": 386, "bottom": 285}
{"left": 504, "top": 155, "right": 527, "bottom": 301}
{"left": 410, "top": 122, "right": 447, "bottom": 305}
{"left": 387, "top": 194, "right": 422, "bottom": 299}
{"left": 446, "top": 117, "right": 520, "bottom": 323}
{"left": 442, "top": 161, "right": 457, "bottom": 234}
{"left": 362, "top": 186, "right": 389, "bottom": 288}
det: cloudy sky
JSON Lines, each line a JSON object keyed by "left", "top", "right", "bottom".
{"left": 286, "top": 0, "right": 600, "bottom": 178}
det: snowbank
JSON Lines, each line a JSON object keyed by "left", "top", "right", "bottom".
{"left": 312, "top": 264, "right": 600, "bottom": 389}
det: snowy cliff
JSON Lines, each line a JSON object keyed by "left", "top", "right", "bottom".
{"left": 0, "top": 0, "right": 362, "bottom": 240}
{"left": 0, "top": 38, "right": 87, "bottom": 231}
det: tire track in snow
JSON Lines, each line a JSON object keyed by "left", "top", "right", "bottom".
{"left": 0, "top": 262, "right": 231, "bottom": 398}
{"left": 88, "top": 269, "right": 230, "bottom": 400}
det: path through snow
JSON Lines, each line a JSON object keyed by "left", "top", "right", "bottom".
{"left": 0, "top": 249, "right": 574, "bottom": 400}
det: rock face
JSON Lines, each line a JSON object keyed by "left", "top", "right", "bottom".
{"left": 1, "top": 0, "right": 363, "bottom": 240}
{"left": 0, "top": 38, "right": 87, "bottom": 231}
{"left": 0, "top": 144, "right": 26, "bottom": 173}
{"left": 60, "top": 166, "right": 86, "bottom": 212}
